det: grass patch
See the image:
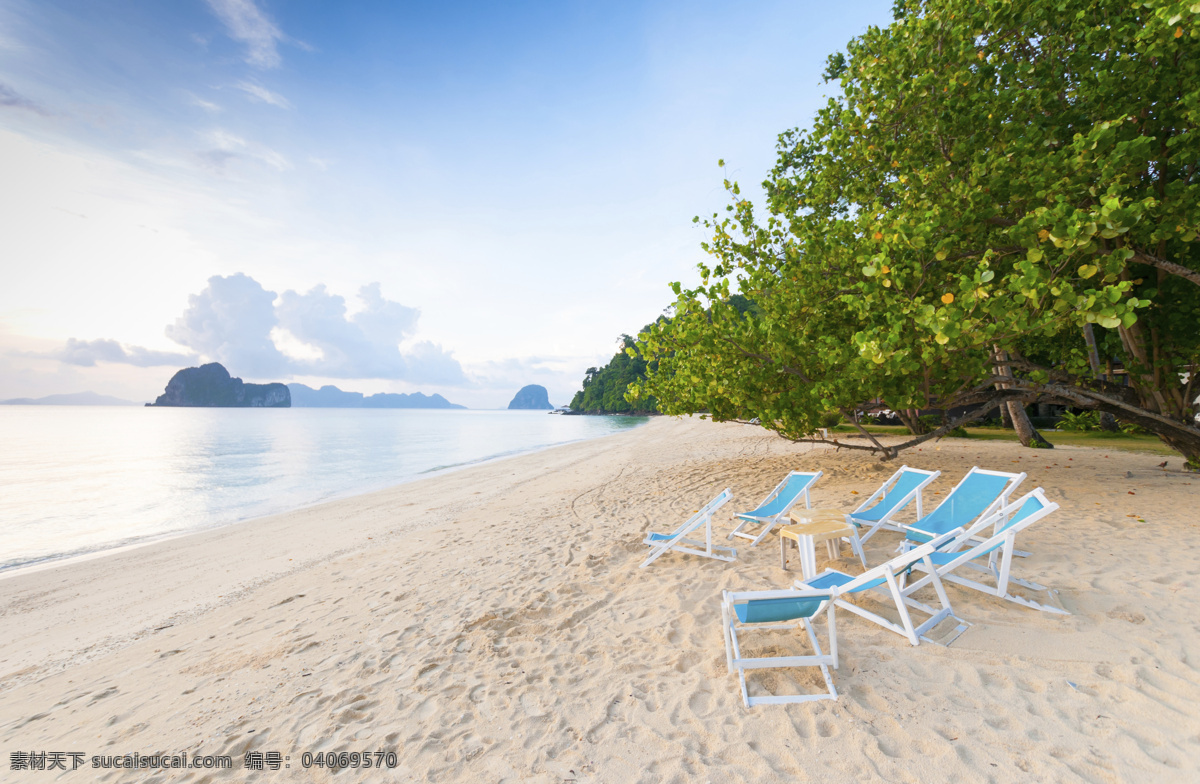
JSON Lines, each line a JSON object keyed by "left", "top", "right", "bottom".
{"left": 830, "top": 424, "right": 909, "bottom": 435}
{"left": 961, "top": 428, "right": 1175, "bottom": 455}
{"left": 830, "top": 423, "right": 1174, "bottom": 456}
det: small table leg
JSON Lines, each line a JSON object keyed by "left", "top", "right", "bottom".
{"left": 799, "top": 535, "right": 817, "bottom": 581}
{"left": 780, "top": 535, "right": 788, "bottom": 570}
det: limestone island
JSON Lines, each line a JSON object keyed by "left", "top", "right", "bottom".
{"left": 507, "top": 384, "right": 553, "bottom": 410}
{"left": 148, "top": 363, "right": 290, "bottom": 407}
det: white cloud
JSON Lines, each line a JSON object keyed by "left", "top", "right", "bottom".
{"left": 235, "top": 80, "right": 291, "bottom": 109}
{"left": 269, "top": 326, "right": 324, "bottom": 362}
{"left": 205, "top": 0, "right": 285, "bottom": 69}
{"left": 160, "top": 274, "right": 466, "bottom": 385}
{"left": 37, "top": 338, "right": 196, "bottom": 367}
{"left": 187, "top": 93, "right": 222, "bottom": 113}
{"left": 276, "top": 281, "right": 462, "bottom": 382}
{"left": 196, "top": 128, "right": 291, "bottom": 172}
{"left": 165, "top": 272, "right": 288, "bottom": 376}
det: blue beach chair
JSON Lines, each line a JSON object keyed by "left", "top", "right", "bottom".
{"left": 640, "top": 489, "right": 735, "bottom": 568}
{"left": 728, "top": 470, "right": 822, "bottom": 546}
{"left": 792, "top": 529, "right": 963, "bottom": 647}
{"left": 846, "top": 465, "right": 941, "bottom": 544}
{"left": 902, "top": 488, "right": 1066, "bottom": 616}
{"left": 901, "top": 467, "right": 1025, "bottom": 550}
{"left": 721, "top": 586, "right": 839, "bottom": 706}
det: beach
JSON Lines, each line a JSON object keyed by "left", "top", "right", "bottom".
{"left": 2, "top": 416, "right": 1198, "bottom": 782}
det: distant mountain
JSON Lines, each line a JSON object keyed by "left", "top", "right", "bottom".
{"left": 362, "top": 392, "right": 466, "bottom": 409}
{"left": 288, "top": 384, "right": 365, "bottom": 407}
{"left": 1, "top": 391, "right": 138, "bottom": 406}
{"left": 508, "top": 384, "right": 553, "bottom": 410}
{"left": 288, "top": 383, "right": 466, "bottom": 409}
{"left": 149, "top": 363, "right": 290, "bottom": 407}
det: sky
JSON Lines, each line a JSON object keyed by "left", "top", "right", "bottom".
{"left": 0, "top": 0, "right": 895, "bottom": 407}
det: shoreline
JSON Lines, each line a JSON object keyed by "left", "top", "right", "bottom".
{"left": 0, "top": 417, "right": 665, "bottom": 693}
{"left": 2, "top": 416, "right": 1197, "bottom": 781}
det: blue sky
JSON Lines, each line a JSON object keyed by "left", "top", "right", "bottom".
{"left": 0, "top": 0, "right": 894, "bottom": 406}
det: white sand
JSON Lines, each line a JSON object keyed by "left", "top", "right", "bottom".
{"left": 2, "top": 416, "right": 1198, "bottom": 782}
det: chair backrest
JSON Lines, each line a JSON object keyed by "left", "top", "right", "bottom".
{"left": 747, "top": 471, "right": 821, "bottom": 518}
{"left": 945, "top": 487, "right": 1058, "bottom": 559}
{"left": 908, "top": 467, "right": 1025, "bottom": 539}
{"left": 832, "top": 529, "right": 961, "bottom": 594}
{"left": 672, "top": 488, "right": 733, "bottom": 536}
{"left": 727, "top": 587, "right": 833, "bottom": 623}
{"left": 851, "top": 465, "right": 940, "bottom": 522}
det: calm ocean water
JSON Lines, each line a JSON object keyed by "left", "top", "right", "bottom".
{"left": 0, "top": 407, "right": 647, "bottom": 573}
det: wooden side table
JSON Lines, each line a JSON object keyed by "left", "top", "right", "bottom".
{"left": 779, "top": 509, "right": 860, "bottom": 577}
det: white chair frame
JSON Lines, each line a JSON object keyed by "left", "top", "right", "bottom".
{"left": 721, "top": 587, "right": 838, "bottom": 707}
{"left": 794, "top": 530, "right": 963, "bottom": 646}
{"left": 728, "top": 470, "right": 823, "bottom": 546}
{"left": 901, "top": 488, "right": 1067, "bottom": 615}
{"left": 640, "top": 488, "right": 735, "bottom": 568}
{"left": 847, "top": 465, "right": 941, "bottom": 544}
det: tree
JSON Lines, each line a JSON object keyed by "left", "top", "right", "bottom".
{"left": 631, "top": 0, "right": 1200, "bottom": 465}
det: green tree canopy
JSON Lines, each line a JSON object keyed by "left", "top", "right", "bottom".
{"left": 632, "top": 0, "right": 1200, "bottom": 464}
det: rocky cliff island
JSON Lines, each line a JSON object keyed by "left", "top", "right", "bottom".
{"left": 149, "top": 363, "right": 290, "bottom": 407}
{"left": 507, "top": 384, "right": 553, "bottom": 410}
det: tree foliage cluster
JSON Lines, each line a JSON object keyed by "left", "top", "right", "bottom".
{"left": 631, "top": 0, "right": 1200, "bottom": 464}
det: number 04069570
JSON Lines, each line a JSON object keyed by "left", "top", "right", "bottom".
{"left": 300, "top": 751, "right": 398, "bottom": 769}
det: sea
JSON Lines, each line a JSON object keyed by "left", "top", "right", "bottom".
{"left": 0, "top": 406, "right": 648, "bottom": 573}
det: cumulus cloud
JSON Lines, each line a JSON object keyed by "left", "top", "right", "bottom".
{"left": 205, "top": 0, "right": 285, "bottom": 68}
{"left": 165, "top": 272, "right": 289, "bottom": 375}
{"left": 41, "top": 338, "right": 196, "bottom": 367}
{"left": 276, "top": 282, "right": 464, "bottom": 383}
{"left": 235, "top": 80, "right": 291, "bottom": 109}
{"left": 0, "top": 82, "right": 49, "bottom": 116}
{"left": 160, "top": 274, "right": 466, "bottom": 384}
{"left": 402, "top": 341, "right": 473, "bottom": 386}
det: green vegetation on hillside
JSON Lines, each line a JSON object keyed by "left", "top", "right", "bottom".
{"left": 570, "top": 333, "right": 659, "bottom": 414}
{"left": 571, "top": 296, "right": 759, "bottom": 414}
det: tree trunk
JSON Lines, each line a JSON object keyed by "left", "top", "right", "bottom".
{"left": 994, "top": 346, "right": 1053, "bottom": 449}
{"left": 1082, "top": 324, "right": 1120, "bottom": 432}
{"left": 1000, "top": 401, "right": 1013, "bottom": 429}
{"left": 1006, "top": 400, "right": 1054, "bottom": 449}
{"left": 1156, "top": 431, "right": 1200, "bottom": 469}
{"left": 895, "top": 408, "right": 928, "bottom": 435}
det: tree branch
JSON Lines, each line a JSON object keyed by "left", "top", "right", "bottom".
{"left": 839, "top": 405, "right": 894, "bottom": 456}
{"left": 1131, "top": 251, "right": 1200, "bottom": 289}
